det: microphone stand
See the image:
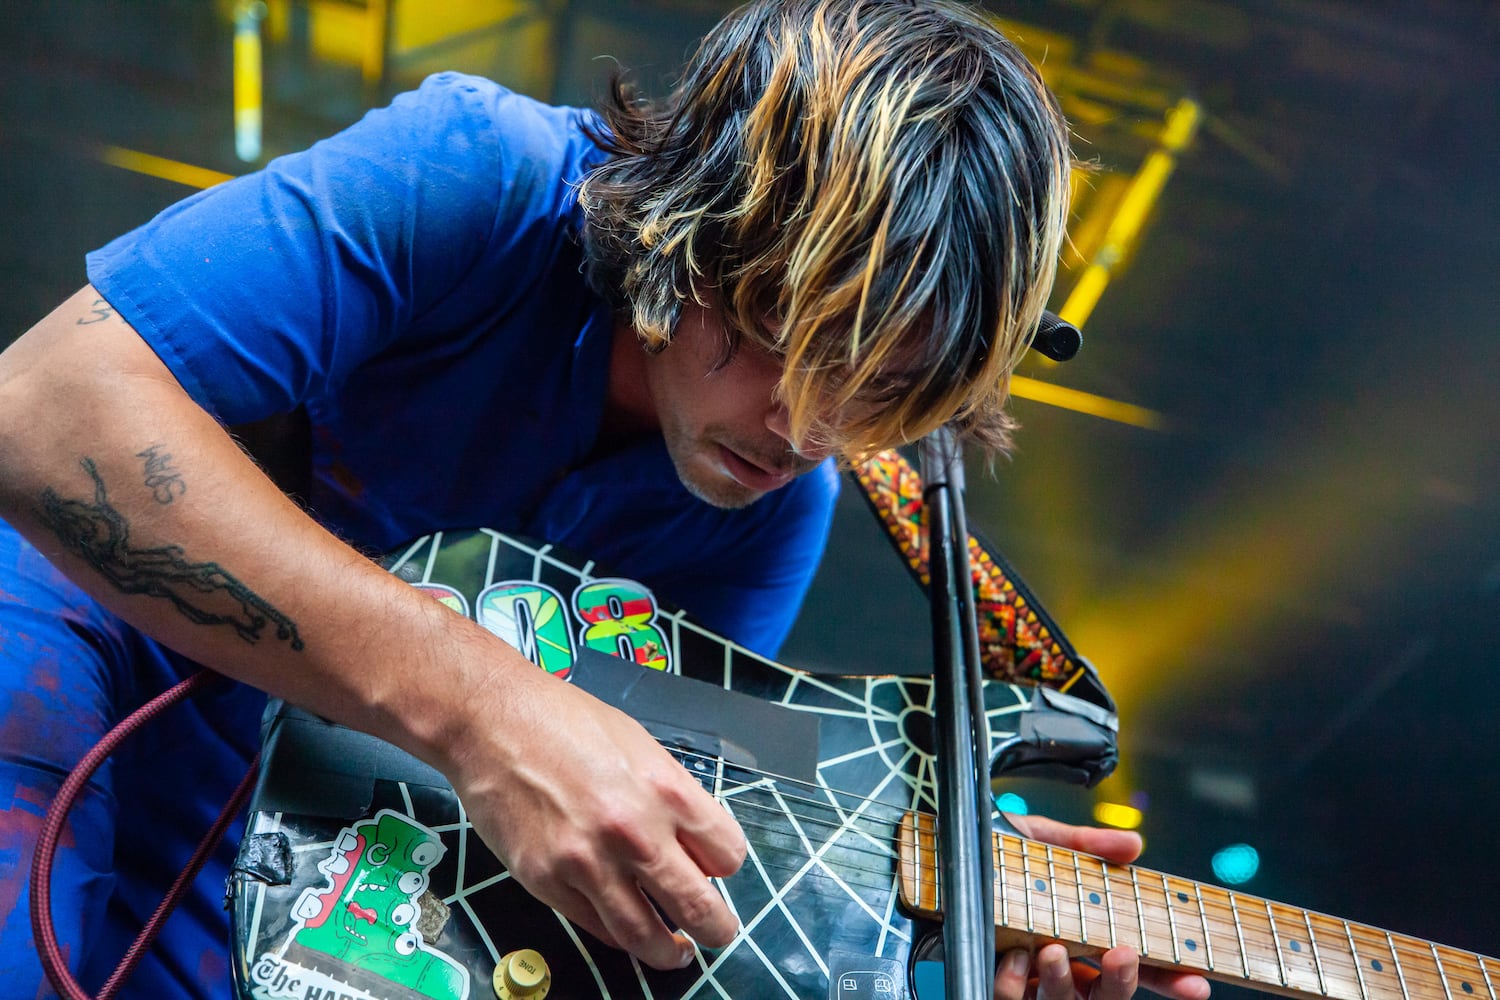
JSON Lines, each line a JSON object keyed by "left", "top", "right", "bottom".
{"left": 919, "top": 427, "right": 995, "bottom": 1000}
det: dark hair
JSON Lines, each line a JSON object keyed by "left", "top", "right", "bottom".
{"left": 579, "top": 0, "right": 1072, "bottom": 458}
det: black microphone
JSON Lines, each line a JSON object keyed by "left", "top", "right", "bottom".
{"left": 1031, "top": 310, "right": 1082, "bottom": 362}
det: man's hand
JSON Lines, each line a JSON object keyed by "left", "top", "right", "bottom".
{"left": 992, "top": 814, "right": 1214, "bottom": 1000}
{"left": 445, "top": 666, "right": 747, "bottom": 971}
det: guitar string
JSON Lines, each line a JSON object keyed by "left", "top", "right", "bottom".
{"left": 662, "top": 748, "right": 1497, "bottom": 980}
{"left": 720, "top": 810, "right": 1298, "bottom": 967}
{"left": 666, "top": 750, "right": 1264, "bottom": 954}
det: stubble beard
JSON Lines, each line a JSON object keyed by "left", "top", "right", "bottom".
{"left": 662, "top": 427, "right": 810, "bottom": 510}
{"left": 664, "top": 438, "right": 763, "bottom": 510}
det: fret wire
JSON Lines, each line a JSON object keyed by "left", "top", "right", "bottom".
{"left": 1431, "top": 943, "right": 1453, "bottom": 1000}
{"left": 1130, "top": 867, "right": 1150, "bottom": 957}
{"left": 1479, "top": 955, "right": 1497, "bottom": 1000}
{"left": 926, "top": 817, "right": 941, "bottom": 912}
{"left": 1265, "top": 899, "right": 1288, "bottom": 986}
{"left": 1387, "top": 932, "right": 1411, "bottom": 1000}
{"left": 907, "top": 816, "right": 918, "bottom": 904}
{"left": 918, "top": 815, "right": 930, "bottom": 911}
{"left": 904, "top": 815, "right": 915, "bottom": 907}
{"left": 1102, "top": 860, "right": 1119, "bottom": 949}
{"left": 1073, "top": 852, "right": 1088, "bottom": 947}
{"left": 1160, "top": 873, "right": 1181, "bottom": 965}
{"left": 1302, "top": 909, "right": 1327, "bottom": 996}
{"left": 1194, "top": 884, "right": 1215, "bottom": 973}
{"left": 997, "top": 834, "right": 1009, "bottom": 929}
{"left": 1228, "top": 893, "right": 1250, "bottom": 980}
{"left": 1045, "top": 845, "right": 1061, "bottom": 939}
{"left": 1022, "top": 843, "right": 1036, "bottom": 934}
{"left": 991, "top": 833, "right": 1002, "bottom": 930}
{"left": 1345, "top": 920, "right": 1370, "bottom": 1000}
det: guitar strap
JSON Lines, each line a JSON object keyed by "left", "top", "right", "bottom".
{"left": 851, "top": 448, "right": 1117, "bottom": 713}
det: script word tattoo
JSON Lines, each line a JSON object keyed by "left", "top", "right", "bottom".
{"left": 38, "top": 458, "right": 304, "bottom": 650}
{"left": 76, "top": 298, "right": 116, "bottom": 325}
{"left": 137, "top": 443, "right": 187, "bottom": 504}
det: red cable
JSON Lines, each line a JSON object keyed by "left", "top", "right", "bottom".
{"left": 29, "top": 670, "right": 261, "bottom": 1000}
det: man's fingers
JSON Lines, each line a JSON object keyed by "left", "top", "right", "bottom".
{"left": 545, "top": 883, "right": 622, "bottom": 953}
{"left": 1088, "top": 947, "right": 1141, "bottom": 1000}
{"left": 636, "top": 852, "right": 741, "bottom": 951}
{"left": 1137, "top": 965, "right": 1213, "bottom": 1000}
{"left": 993, "top": 949, "right": 1032, "bottom": 1000}
{"left": 585, "top": 877, "right": 698, "bottom": 971}
{"left": 678, "top": 795, "right": 748, "bottom": 879}
{"left": 1036, "top": 944, "right": 1078, "bottom": 1000}
{"left": 1005, "top": 812, "right": 1145, "bottom": 866}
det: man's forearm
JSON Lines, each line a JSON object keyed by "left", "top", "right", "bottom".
{"left": 0, "top": 285, "right": 519, "bottom": 778}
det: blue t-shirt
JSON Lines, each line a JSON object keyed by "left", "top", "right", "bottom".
{"left": 86, "top": 72, "right": 836, "bottom": 655}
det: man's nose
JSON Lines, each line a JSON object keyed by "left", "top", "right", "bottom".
{"left": 765, "top": 403, "right": 793, "bottom": 443}
{"left": 766, "top": 404, "right": 833, "bottom": 462}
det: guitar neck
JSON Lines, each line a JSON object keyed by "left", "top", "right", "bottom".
{"left": 897, "top": 812, "right": 1498, "bottom": 1000}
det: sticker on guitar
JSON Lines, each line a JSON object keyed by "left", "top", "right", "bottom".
{"left": 422, "top": 577, "right": 672, "bottom": 679}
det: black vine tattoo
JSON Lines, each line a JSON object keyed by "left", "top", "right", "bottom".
{"left": 38, "top": 458, "right": 304, "bottom": 650}
{"left": 136, "top": 443, "right": 187, "bottom": 504}
{"left": 76, "top": 298, "right": 116, "bottom": 325}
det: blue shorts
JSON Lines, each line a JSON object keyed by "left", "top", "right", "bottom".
{"left": 0, "top": 520, "right": 265, "bottom": 998}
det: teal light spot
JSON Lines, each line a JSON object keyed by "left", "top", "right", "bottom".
{"left": 1372, "top": 960, "right": 1384, "bottom": 972}
{"left": 1186, "top": 940, "right": 1198, "bottom": 952}
{"left": 995, "top": 792, "right": 1029, "bottom": 815}
{"left": 1089, "top": 892, "right": 1102, "bottom": 905}
{"left": 1211, "top": 843, "right": 1260, "bottom": 885}
{"left": 1034, "top": 879, "right": 1047, "bottom": 892}
{"left": 1290, "top": 941, "right": 1302, "bottom": 953}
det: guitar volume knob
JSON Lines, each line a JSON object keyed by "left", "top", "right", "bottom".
{"left": 493, "top": 948, "right": 551, "bottom": 1000}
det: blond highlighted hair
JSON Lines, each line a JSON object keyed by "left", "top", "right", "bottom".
{"left": 580, "top": 0, "right": 1071, "bottom": 459}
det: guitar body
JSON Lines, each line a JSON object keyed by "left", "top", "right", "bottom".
{"left": 227, "top": 529, "right": 1051, "bottom": 1000}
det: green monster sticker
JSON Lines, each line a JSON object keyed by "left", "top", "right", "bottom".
{"left": 259, "top": 810, "right": 470, "bottom": 1000}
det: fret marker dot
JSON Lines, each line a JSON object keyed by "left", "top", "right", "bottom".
{"left": 1371, "top": 960, "right": 1383, "bottom": 972}
{"left": 1290, "top": 941, "right": 1302, "bottom": 953}
{"left": 1035, "top": 879, "right": 1047, "bottom": 892}
{"left": 1177, "top": 892, "right": 1189, "bottom": 903}
{"left": 1089, "top": 892, "right": 1101, "bottom": 905}
{"left": 1461, "top": 984, "right": 1473, "bottom": 994}
{"left": 1186, "top": 940, "right": 1198, "bottom": 952}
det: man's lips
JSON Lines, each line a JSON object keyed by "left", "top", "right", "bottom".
{"left": 717, "top": 445, "right": 795, "bottom": 492}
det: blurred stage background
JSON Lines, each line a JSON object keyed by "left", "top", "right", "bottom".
{"left": 1, "top": 0, "right": 1497, "bottom": 989}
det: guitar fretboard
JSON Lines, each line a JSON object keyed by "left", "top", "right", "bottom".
{"left": 898, "top": 812, "right": 1498, "bottom": 1000}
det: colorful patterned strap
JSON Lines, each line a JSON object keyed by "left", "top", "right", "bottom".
{"left": 852, "top": 449, "right": 1114, "bottom": 710}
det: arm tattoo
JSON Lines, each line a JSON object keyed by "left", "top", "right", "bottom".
{"left": 76, "top": 298, "right": 116, "bottom": 325}
{"left": 136, "top": 443, "right": 187, "bottom": 504}
{"left": 38, "top": 458, "right": 304, "bottom": 651}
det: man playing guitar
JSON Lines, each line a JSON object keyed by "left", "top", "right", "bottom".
{"left": 0, "top": 3, "right": 1210, "bottom": 999}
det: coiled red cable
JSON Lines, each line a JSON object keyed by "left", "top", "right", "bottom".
{"left": 29, "top": 670, "right": 261, "bottom": 1000}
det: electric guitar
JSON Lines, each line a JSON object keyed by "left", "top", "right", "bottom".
{"left": 226, "top": 528, "right": 1497, "bottom": 1000}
